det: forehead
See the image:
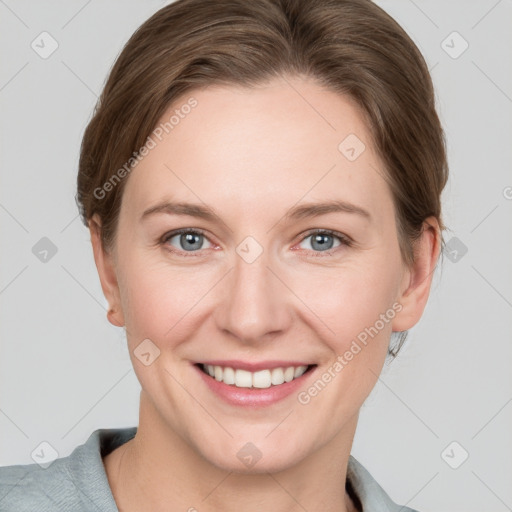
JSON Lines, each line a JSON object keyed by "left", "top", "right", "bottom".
{"left": 121, "top": 76, "right": 393, "bottom": 223}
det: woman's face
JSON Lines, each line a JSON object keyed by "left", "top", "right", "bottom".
{"left": 93, "top": 75, "right": 432, "bottom": 473}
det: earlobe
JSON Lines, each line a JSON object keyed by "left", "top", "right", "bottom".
{"left": 107, "top": 306, "right": 125, "bottom": 328}
{"left": 89, "top": 214, "right": 125, "bottom": 327}
{"left": 391, "top": 217, "right": 441, "bottom": 332}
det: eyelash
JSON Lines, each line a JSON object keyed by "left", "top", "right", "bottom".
{"left": 160, "top": 228, "right": 352, "bottom": 258}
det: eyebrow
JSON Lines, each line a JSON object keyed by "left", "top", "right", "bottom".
{"left": 140, "top": 199, "right": 372, "bottom": 223}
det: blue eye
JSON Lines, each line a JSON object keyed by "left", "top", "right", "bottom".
{"left": 298, "top": 229, "right": 351, "bottom": 254}
{"left": 162, "top": 229, "right": 212, "bottom": 253}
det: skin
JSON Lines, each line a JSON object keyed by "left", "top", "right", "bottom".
{"left": 90, "top": 75, "right": 440, "bottom": 512}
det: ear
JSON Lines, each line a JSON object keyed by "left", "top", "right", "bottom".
{"left": 391, "top": 216, "right": 441, "bottom": 332}
{"left": 89, "top": 214, "right": 125, "bottom": 327}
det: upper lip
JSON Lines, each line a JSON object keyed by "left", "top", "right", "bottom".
{"left": 196, "top": 360, "right": 314, "bottom": 372}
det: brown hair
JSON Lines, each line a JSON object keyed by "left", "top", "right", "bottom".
{"left": 76, "top": 0, "right": 448, "bottom": 357}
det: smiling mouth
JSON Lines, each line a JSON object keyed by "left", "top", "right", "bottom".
{"left": 196, "top": 363, "right": 316, "bottom": 389}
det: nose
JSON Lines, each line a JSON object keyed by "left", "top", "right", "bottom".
{"left": 214, "top": 246, "right": 292, "bottom": 345}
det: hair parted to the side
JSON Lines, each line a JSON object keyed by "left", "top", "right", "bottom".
{"left": 76, "top": 0, "right": 448, "bottom": 357}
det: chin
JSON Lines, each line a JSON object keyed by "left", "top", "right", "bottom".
{"left": 209, "top": 453, "right": 301, "bottom": 475}
{"left": 194, "top": 435, "right": 311, "bottom": 475}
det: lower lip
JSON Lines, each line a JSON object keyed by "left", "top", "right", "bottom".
{"left": 194, "top": 365, "right": 315, "bottom": 407}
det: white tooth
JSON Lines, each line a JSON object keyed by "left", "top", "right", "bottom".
{"left": 223, "top": 367, "right": 235, "bottom": 385}
{"left": 205, "top": 364, "right": 306, "bottom": 387}
{"left": 271, "top": 367, "right": 285, "bottom": 385}
{"left": 253, "top": 370, "right": 272, "bottom": 388}
{"left": 235, "top": 369, "right": 253, "bottom": 388}
{"left": 284, "top": 366, "right": 295, "bottom": 382}
{"left": 214, "top": 365, "right": 223, "bottom": 381}
{"left": 294, "top": 365, "right": 308, "bottom": 378}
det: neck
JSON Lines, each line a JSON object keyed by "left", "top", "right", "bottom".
{"left": 104, "top": 392, "right": 360, "bottom": 512}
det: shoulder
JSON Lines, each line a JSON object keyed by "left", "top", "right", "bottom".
{"left": 347, "top": 455, "right": 420, "bottom": 512}
{"left": 0, "top": 454, "right": 82, "bottom": 512}
{"left": 0, "top": 427, "right": 136, "bottom": 512}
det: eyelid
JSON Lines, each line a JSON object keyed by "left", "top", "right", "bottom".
{"left": 161, "top": 227, "right": 208, "bottom": 241}
{"left": 298, "top": 228, "right": 352, "bottom": 244}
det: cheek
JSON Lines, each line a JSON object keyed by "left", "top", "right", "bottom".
{"left": 119, "top": 252, "right": 219, "bottom": 344}
{"left": 289, "top": 255, "right": 402, "bottom": 348}
{"left": 291, "top": 260, "right": 400, "bottom": 417}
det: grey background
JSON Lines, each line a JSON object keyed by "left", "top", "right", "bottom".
{"left": 1, "top": 1, "right": 511, "bottom": 511}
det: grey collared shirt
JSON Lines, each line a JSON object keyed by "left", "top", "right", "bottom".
{"left": 0, "top": 427, "right": 419, "bottom": 511}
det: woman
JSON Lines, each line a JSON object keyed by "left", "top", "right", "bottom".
{"left": 0, "top": 0, "right": 447, "bottom": 510}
